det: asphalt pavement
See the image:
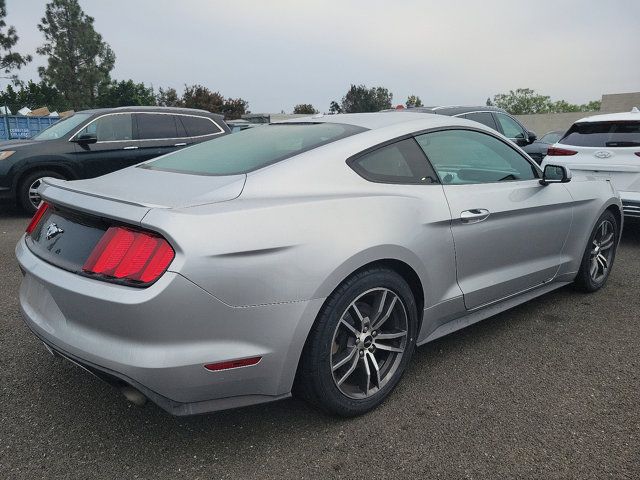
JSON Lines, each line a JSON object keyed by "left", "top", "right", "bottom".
{"left": 0, "top": 207, "right": 638, "bottom": 479}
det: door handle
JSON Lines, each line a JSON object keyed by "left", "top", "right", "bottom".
{"left": 174, "top": 142, "right": 187, "bottom": 147}
{"left": 123, "top": 146, "right": 139, "bottom": 150}
{"left": 460, "top": 208, "right": 491, "bottom": 224}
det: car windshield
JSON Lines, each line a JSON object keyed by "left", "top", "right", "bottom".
{"left": 540, "top": 132, "right": 562, "bottom": 144}
{"left": 141, "top": 122, "right": 366, "bottom": 175}
{"left": 33, "top": 113, "right": 92, "bottom": 140}
{"left": 559, "top": 121, "right": 640, "bottom": 147}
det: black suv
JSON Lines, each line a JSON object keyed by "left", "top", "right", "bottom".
{"left": 396, "top": 105, "right": 537, "bottom": 147}
{"left": 0, "top": 106, "right": 229, "bottom": 212}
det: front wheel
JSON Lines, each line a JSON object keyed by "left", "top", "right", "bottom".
{"left": 296, "top": 268, "right": 418, "bottom": 416}
{"left": 574, "top": 210, "right": 619, "bottom": 292}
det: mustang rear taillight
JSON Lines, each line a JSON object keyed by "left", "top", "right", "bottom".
{"left": 25, "top": 202, "right": 49, "bottom": 234}
{"left": 82, "top": 226, "right": 175, "bottom": 284}
{"left": 546, "top": 146, "right": 578, "bottom": 156}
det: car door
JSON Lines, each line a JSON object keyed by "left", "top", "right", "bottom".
{"left": 415, "top": 128, "right": 573, "bottom": 310}
{"left": 133, "top": 113, "right": 184, "bottom": 163}
{"left": 494, "top": 112, "right": 529, "bottom": 147}
{"left": 71, "top": 113, "right": 139, "bottom": 178}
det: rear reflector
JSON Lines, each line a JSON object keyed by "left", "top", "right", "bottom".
{"left": 25, "top": 202, "right": 50, "bottom": 234}
{"left": 546, "top": 146, "right": 578, "bottom": 156}
{"left": 204, "top": 356, "right": 262, "bottom": 372}
{"left": 83, "top": 226, "right": 175, "bottom": 285}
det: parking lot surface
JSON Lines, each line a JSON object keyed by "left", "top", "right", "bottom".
{"left": 0, "top": 208, "right": 638, "bottom": 480}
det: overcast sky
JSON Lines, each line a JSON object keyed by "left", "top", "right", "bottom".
{"left": 5, "top": 0, "right": 640, "bottom": 113}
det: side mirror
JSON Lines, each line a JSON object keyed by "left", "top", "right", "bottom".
{"left": 74, "top": 133, "right": 97, "bottom": 144}
{"left": 540, "top": 164, "right": 572, "bottom": 185}
{"left": 527, "top": 130, "right": 537, "bottom": 144}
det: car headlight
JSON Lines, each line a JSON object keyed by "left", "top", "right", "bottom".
{"left": 0, "top": 150, "right": 15, "bottom": 160}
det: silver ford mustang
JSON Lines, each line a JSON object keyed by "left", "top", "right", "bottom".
{"left": 16, "top": 112, "right": 622, "bottom": 417}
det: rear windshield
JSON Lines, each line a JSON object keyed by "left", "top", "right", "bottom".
{"left": 141, "top": 122, "right": 366, "bottom": 175}
{"left": 559, "top": 121, "right": 640, "bottom": 147}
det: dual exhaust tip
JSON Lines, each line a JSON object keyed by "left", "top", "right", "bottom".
{"left": 121, "top": 386, "right": 148, "bottom": 407}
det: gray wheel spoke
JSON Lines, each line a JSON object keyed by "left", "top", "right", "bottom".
{"left": 367, "top": 351, "right": 381, "bottom": 389}
{"left": 337, "top": 350, "right": 360, "bottom": 386}
{"left": 372, "top": 295, "right": 397, "bottom": 331}
{"left": 332, "top": 347, "right": 357, "bottom": 372}
{"left": 370, "top": 289, "right": 388, "bottom": 324}
{"left": 350, "top": 303, "right": 365, "bottom": 324}
{"left": 597, "top": 254, "right": 607, "bottom": 270}
{"left": 362, "top": 354, "right": 371, "bottom": 396}
{"left": 600, "top": 240, "right": 614, "bottom": 251}
{"left": 375, "top": 330, "right": 407, "bottom": 341}
{"left": 589, "top": 258, "right": 598, "bottom": 278}
{"left": 339, "top": 319, "right": 359, "bottom": 337}
{"left": 374, "top": 341, "right": 403, "bottom": 353}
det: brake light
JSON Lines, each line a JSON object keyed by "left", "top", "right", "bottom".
{"left": 546, "top": 147, "right": 577, "bottom": 156}
{"left": 83, "top": 226, "right": 175, "bottom": 284}
{"left": 25, "top": 202, "right": 50, "bottom": 234}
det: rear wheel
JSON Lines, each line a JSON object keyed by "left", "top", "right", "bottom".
{"left": 296, "top": 268, "right": 418, "bottom": 416}
{"left": 574, "top": 210, "right": 618, "bottom": 292}
{"left": 18, "top": 170, "right": 65, "bottom": 214}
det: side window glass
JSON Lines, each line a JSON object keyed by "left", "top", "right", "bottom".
{"left": 495, "top": 113, "right": 525, "bottom": 139}
{"left": 464, "top": 112, "right": 498, "bottom": 131}
{"left": 349, "top": 138, "right": 438, "bottom": 184}
{"left": 179, "top": 116, "right": 221, "bottom": 137}
{"left": 80, "top": 114, "right": 133, "bottom": 141}
{"left": 136, "top": 114, "right": 178, "bottom": 140}
{"left": 415, "top": 129, "right": 538, "bottom": 185}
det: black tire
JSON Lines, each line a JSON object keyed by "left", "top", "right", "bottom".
{"left": 295, "top": 267, "right": 418, "bottom": 417}
{"left": 574, "top": 210, "right": 619, "bottom": 292}
{"left": 18, "top": 170, "right": 65, "bottom": 214}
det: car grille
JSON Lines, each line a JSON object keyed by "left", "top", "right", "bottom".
{"left": 622, "top": 200, "right": 640, "bottom": 218}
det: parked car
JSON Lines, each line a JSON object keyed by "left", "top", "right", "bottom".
{"left": 392, "top": 105, "right": 538, "bottom": 147}
{"left": 0, "top": 106, "right": 229, "bottom": 213}
{"left": 523, "top": 130, "right": 565, "bottom": 164}
{"left": 542, "top": 108, "right": 640, "bottom": 218}
{"left": 17, "top": 112, "right": 621, "bottom": 417}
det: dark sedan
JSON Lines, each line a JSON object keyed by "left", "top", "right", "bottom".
{"left": 0, "top": 106, "right": 229, "bottom": 212}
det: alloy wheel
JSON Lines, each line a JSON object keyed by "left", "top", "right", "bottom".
{"left": 28, "top": 178, "right": 45, "bottom": 210}
{"left": 589, "top": 219, "right": 615, "bottom": 283}
{"left": 330, "top": 287, "right": 408, "bottom": 399}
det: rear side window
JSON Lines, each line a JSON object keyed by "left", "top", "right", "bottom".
{"left": 142, "top": 122, "right": 365, "bottom": 175}
{"left": 79, "top": 114, "right": 133, "bottom": 141}
{"left": 178, "top": 115, "right": 222, "bottom": 137}
{"left": 136, "top": 114, "right": 178, "bottom": 140}
{"left": 349, "top": 139, "right": 438, "bottom": 184}
{"left": 463, "top": 112, "right": 498, "bottom": 131}
{"left": 559, "top": 121, "right": 640, "bottom": 147}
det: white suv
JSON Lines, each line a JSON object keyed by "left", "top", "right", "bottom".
{"left": 542, "top": 108, "right": 640, "bottom": 218}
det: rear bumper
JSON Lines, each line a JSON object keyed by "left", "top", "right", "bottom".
{"left": 620, "top": 191, "right": 640, "bottom": 218}
{"left": 16, "top": 236, "right": 324, "bottom": 415}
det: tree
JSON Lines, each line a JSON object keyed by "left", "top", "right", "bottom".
{"left": 0, "top": 80, "right": 69, "bottom": 113}
{"left": 222, "top": 97, "right": 249, "bottom": 120}
{"left": 37, "top": 0, "right": 115, "bottom": 109}
{"left": 96, "top": 80, "right": 155, "bottom": 108}
{"left": 0, "top": 0, "right": 31, "bottom": 83}
{"left": 156, "top": 87, "right": 183, "bottom": 107}
{"left": 293, "top": 104, "right": 317, "bottom": 114}
{"left": 182, "top": 84, "right": 224, "bottom": 112}
{"left": 486, "top": 97, "right": 493, "bottom": 107}
{"left": 328, "top": 100, "right": 342, "bottom": 114}
{"left": 489, "top": 88, "right": 601, "bottom": 114}
{"left": 405, "top": 95, "right": 423, "bottom": 108}
{"left": 331, "top": 84, "right": 393, "bottom": 113}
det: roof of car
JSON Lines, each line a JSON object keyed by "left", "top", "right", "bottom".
{"left": 277, "top": 111, "right": 479, "bottom": 130}
{"left": 384, "top": 105, "right": 509, "bottom": 116}
{"left": 575, "top": 107, "right": 640, "bottom": 123}
{"left": 77, "top": 106, "right": 224, "bottom": 118}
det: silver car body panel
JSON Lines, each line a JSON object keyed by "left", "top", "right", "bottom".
{"left": 16, "top": 112, "right": 622, "bottom": 414}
